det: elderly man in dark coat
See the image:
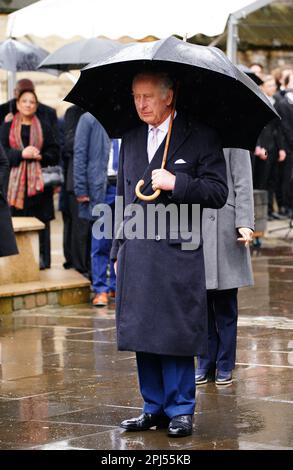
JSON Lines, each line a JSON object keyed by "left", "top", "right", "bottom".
{"left": 0, "top": 144, "right": 18, "bottom": 258}
{"left": 196, "top": 148, "right": 254, "bottom": 386}
{"left": 110, "top": 71, "right": 228, "bottom": 437}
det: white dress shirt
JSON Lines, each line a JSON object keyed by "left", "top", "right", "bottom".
{"left": 107, "top": 138, "right": 121, "bottom": 176}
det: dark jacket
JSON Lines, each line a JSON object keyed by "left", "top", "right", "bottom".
{"left": 0, "top": 120, "right": 60, "bottom": 222}
{"left": 0, "top": 143, "right": 18, "bottom": 257}
{"left": 73, "top": 112, "right": 110, "bottom": 220}
{"left": 110, "top": 114, "right": 228, "bottom": 357}
{"left": 257, "top": 116, "right": 285, "bottom": 156}
{"left": 274, "top": 90, "right": 293, "bottom": 151}
{"left": 62, "top": 105, "right": 85, "bottom": 193}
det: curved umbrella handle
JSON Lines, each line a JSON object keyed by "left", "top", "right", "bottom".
{"left": 135, "top": 179, "right": 161, "bottom": 201}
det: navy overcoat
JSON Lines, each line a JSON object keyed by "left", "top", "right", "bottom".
{"left": 110, "top": 114, "right": 228, "bottom": 357}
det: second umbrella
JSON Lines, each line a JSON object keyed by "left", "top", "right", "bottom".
{"left": 38, "top": 37, "right": 125, "bottom": 71}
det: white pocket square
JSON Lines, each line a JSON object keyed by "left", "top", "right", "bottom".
{"left": 174, "top": 159, "right": 187, "bottom": 164}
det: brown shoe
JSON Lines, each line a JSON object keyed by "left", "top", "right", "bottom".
{"left": 92, "top": 292, "right": 108, "bottom": 307}
{"left": 108, "top": 290, "right": 116, "bottom": 300}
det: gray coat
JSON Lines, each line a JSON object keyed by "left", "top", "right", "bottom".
{"left": 203, "top": 148, "right": 254, "bottom": 291}
{"left": 111, "top": 115, "right": 228, "bottom": 357}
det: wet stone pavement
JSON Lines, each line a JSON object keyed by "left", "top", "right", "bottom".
{"left": 0, "top": 245, "right": 292, "bottom": 450}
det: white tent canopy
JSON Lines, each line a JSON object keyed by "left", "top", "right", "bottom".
{"left": 7, "top": 0, "right": 264, "bottom": 40}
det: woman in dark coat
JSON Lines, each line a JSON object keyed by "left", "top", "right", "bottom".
{"left": 0, "top": 143, "right": 18, "bottom": 257}
{"left": 0, "top": 89, "right": 60, "bottom": 268}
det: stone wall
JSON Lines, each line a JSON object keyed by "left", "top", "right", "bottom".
{"left": 238, "top": 49, "right": 293, "bottom": 73}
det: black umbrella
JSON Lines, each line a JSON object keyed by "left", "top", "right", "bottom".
{"left": 38, "top": 37, "right": 125, "bottom": 71}
{"left": 65, "top": 36, "right": 278, "bottom": 150}
{"left": 0, "top": 38, "right": 58, "bottom": 75}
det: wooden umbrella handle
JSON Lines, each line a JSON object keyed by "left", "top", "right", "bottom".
{"left": 135, "top": 92, "right": 177, "bottom": 201}
{"left": 135, "top": 179, "right": 161, "bottom": 201}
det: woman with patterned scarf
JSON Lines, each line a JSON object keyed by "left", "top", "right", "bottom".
{"left": 0, "top": 89, "right": 60, "bottom": 269}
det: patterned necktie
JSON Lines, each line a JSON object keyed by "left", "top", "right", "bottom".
{"left": 148, "top": 127, "right": 159, "bottom": 162}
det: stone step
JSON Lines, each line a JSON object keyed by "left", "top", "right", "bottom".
{"left": 0, "top": 266, "right": 90, "bottom": 314}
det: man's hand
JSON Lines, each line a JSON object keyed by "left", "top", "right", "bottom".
{"left": 76, "top": 195, "right": 90, "bottom": 203}
{"left": 278, "top": 149, "right": 286, "bottom": 162}
{"left": 114, "top": 261, "right": 117, "bottom": 275}
{"left": 254, "top": 146, "right": 267, "bottom": 160}
{"left": 237, "top": 227, "right": 253, "bottom": 247}
{"left": 152, "top": 169, "right": 176, "bottom": 192}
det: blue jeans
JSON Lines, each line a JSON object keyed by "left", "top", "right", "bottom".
{"left": 91, "top": 184, "right": 116, "bottom": 294}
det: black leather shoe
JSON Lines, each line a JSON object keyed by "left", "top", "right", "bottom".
{"left": 167, "top": 415, "right": 193, "bottom": 437}
{"left": 120, "top": 413, "right": 169, "bottom": 431}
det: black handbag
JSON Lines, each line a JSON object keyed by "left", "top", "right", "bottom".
{"left": 42, "top": 165, "right": 64, "bottom": 187}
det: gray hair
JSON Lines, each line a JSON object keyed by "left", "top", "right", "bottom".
{"left": 132, "top": 71, "right": 174, "bottom": 97}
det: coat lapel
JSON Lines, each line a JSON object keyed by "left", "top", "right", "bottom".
{"left": 131, "top": 124, "right": 149, "bottom": 184}
{"left": 166, "top": 114, "right": 192, "bottom": 165}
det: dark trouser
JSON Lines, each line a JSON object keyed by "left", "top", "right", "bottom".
{"left": 39, "top": 221, "right": 51, "bottom": 269}
{"left": 276, "top": 153, "right": 293, "bottom": 210}
{"left": 68, "top": 194, "right": 91, "bottom": 275}
{"left": 136, "top": 352, "right": 195, "bottom": 418}
{"left": 197, "top": 288, "right": 238, "bottom": 373}
{"left": 253, "top": 152, "right": 279, "bottom": 214}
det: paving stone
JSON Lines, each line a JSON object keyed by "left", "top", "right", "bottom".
{"left": 13, "top": 296, "right": 24, "bottom": 311}
{"left": 24, "top": 294, "right": 36, "bottom": 310}
{"left": 36, "top": 293, "right": 47, "bottom": 307}
{"left": 58, "top": 287, "right": 90, "bottom": 306}
{"left": 47, "top": 291, "right": 58, "bottom": 305}
{"left": 0, "top": 297, "right": 13, "bottom": 315}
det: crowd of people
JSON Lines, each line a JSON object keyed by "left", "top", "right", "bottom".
{"left": 0, "top": 63, "right": 292, "bottom": 437}
{"left": 250, "top": 62, "right": 293, "bottom": 220}
{"left": 1, "top": 65, "right": 292, "bottom": 289}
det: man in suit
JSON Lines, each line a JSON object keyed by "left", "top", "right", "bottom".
{"left": 0, "top": 143, "right": 18, "bottom": 258}
{"left": 253, "top": 75, "right": 286, "bottom": 219}
{"left": 110, "top": 71, "right": 228, "bottom": 437}
{"left": 274, "top": 73, "right": 293, "bottom": 217}
{"left": 0, "top": 79, "right": 59, "bottom": 144}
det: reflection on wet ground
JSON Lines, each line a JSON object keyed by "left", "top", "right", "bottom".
{"left": 0, "top": 246, "right": 292, "bottom": 450}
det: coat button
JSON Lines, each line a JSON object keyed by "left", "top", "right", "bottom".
{"left": 209, "top": 215, "right": 215, "bottom": 221}
{"left": 155, "top": 235, "right": 161, "bottom": 241}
